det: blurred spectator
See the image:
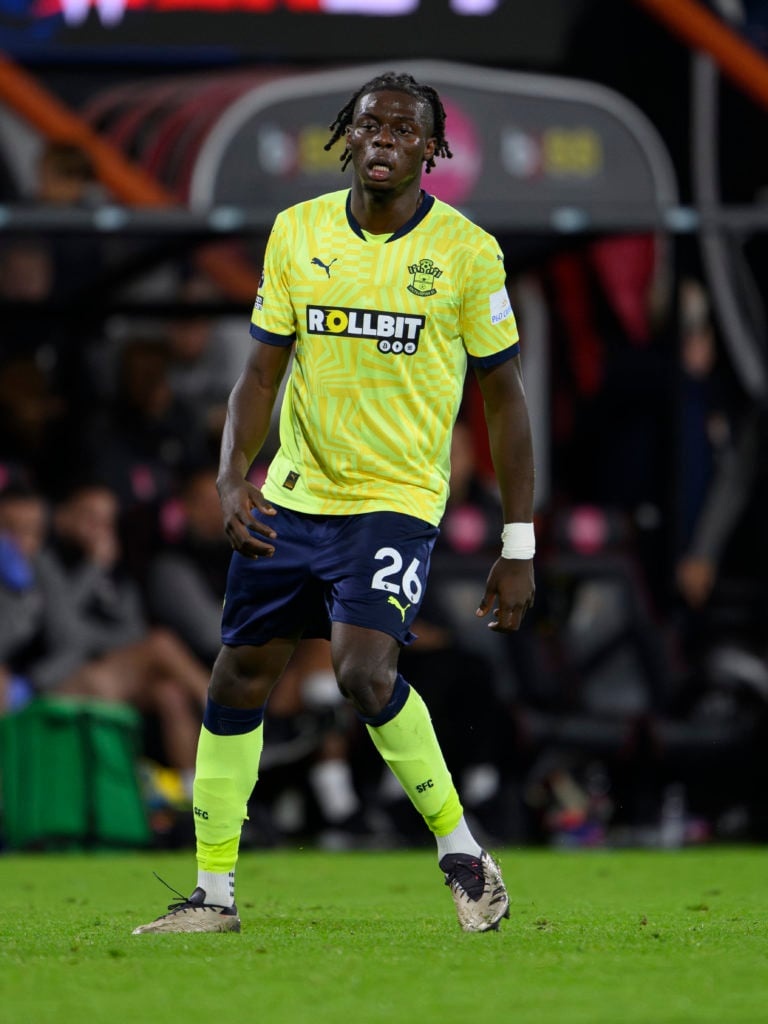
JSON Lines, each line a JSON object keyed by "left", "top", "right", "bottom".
{"left": 35, "top": 140, "right": 103, "bottom": 208}
{"left": 0, "top": 483, "right": 107, "bottom": 713}
{"left": 1, "top": 143, "right": 114, "bottom": 423}
{"left": 0, "top": 239, "right": 53, "bottom": 303}
{"left": 424, "top": 417, "right": 543, "bottom": 708}
{"left": 540, "top": 504, "right": 674, "bottom": 717}
{"left": 674, "top": 276, "right": 726, "bottom": 582}
{"left": 0, "top": 480, "right": 210, "bottom": 793}
{"left": 77, "top": 336, "right": 211, "bottom": 578}
{"left": 32, "top": 140, "right": 110, "bottom": 305}
{"left": 674, "top": 396, "right": 768, "bottom": 718}
{"left": 0, "top": 351, "right": 75, "bottom": 497}
{"left": 147, "top": 464, "right": 231, "bottom": 665}
{"left": 0, "top": 241, "right": 58, "bottom": 361}
{"left": 0, "top": 485, "right": 52, "bottom": 714}
{"left": 672, "top": 275, "right": 768, "bottom": 685}
{"left": 541, "top": 236, "right": 674, "bottom": 591}
{"left": 3, "top": 141, "right": 100, "bottom": 283}
{"left": 34, "top": 138, "right": 107, "bottom": 251}
{"left": 165, "top": 274, "right": 251, "bottom": 445}
{"left": 439, "top": 418, "right": 503, "bottom": 556}
{"left": 44, "top": 481, "right": 210, "bottom": 788}
{"left": 678, "top": 402, "right": 766, "bottom": 608}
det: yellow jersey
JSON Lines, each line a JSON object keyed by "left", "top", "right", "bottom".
{"left": 251, "top": 189, "right": 519, "bottom": 525}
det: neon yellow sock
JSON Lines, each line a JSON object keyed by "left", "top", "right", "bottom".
{"left": 193, "top": 723, "right": 263, "bottom": 873}
{"left": 366, "top": 685, "right": 463, "bottom": 836}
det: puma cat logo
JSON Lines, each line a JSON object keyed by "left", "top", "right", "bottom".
{"left": 311, "top": 257, "right": 338, "bottom": 278}
{"left": 387, "top": 596, "right": 411, "bottom": 622}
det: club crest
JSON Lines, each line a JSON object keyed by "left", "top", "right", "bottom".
{"left": 407, "top": 258, "right": 442, "bottom": 297}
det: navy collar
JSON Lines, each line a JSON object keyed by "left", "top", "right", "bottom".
{"left": 345, "top": 190, "right": 435, "bottom": 242}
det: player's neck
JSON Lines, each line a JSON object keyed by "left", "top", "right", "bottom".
{"left": 350, "top": 184, "right": 424, "bottom": 236}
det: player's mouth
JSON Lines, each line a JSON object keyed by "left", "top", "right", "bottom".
{"left": 367, "top": 160, "right": 394, "bottom": 181}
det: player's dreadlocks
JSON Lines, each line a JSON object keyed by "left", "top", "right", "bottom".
{"left": 324, "top": 71, "right": 453, "bottom": 175}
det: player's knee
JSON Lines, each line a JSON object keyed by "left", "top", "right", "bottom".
{"left": 334, "top": 663, "right": 394, "bottom": 718}
{"left": 208, "top": 646, "right": 274, "bottom": 707}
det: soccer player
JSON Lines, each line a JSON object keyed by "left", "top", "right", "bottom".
{"left": 133, "top": 70, "right": 535, "bottom": 935}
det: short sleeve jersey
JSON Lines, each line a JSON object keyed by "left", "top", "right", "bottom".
{"left": 251, "top": 189, "right": 519, "bottom": 526}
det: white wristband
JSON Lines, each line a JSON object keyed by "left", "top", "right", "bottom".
{"left": 501, "top": 522, "right": 535, "bottom": 560}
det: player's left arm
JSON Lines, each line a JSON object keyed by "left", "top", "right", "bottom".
{"left": 473, "top": 354, "right": 536, "bottom": 632}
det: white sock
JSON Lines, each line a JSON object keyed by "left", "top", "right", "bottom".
{"left": 309, "top": 759, "right": 360, "bottom": 823}
{"left": 302, "top": 670, "right": 343, "bottom": 709}
{"left": 462, "top": 763, "right": 500, "bottom": 807}
{"left": 435, "top": 816, "right": 483, "bottom": 862}
{"left": 197, "top": 870, "right": 235, "bottom": 907}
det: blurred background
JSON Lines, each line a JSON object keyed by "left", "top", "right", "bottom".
{"left": 2, "top": 0, "right": 768, "bottom": 854}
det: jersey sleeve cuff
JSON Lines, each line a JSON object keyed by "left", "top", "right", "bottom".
{"left": 467, "top": 341, "right": 520, "bottom": 369}
{"left": 250, "top": 324, "right": 296, "bottom": 347}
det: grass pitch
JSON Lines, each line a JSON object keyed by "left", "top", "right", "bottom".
{"left": 1, "top": 846, "right": 767, "bottom": 1024}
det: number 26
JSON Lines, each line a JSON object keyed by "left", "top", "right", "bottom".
{"left": 370, "top": 547, "right": 423, "bottom": 603}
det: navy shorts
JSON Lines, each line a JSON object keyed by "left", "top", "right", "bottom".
{"left": 221, "top": 504, "right": 440, "bottom": 647}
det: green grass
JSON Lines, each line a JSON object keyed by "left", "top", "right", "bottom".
{"left": 2, "top": 847, "right": 768, "bottom": 1024}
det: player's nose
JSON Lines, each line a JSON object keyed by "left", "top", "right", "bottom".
{"left": 373, "top": 124, "right": 395, "bottom": 146}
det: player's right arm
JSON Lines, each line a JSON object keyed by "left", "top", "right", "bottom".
{"left": 217, "top": 340, "right": 292, "bottom": 558}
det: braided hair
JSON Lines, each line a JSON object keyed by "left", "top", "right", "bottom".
{"left": 324, "top": 71, "right": 453, "bottom": 174}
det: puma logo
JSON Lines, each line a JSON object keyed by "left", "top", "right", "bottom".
{"left": 387, "top": 596, "right": 411, "bottom": 622}
{"left": 311, "top": 256, "right": 338, "bottom": 278}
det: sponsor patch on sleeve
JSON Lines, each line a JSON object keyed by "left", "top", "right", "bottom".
{"left": 489, "top": 286, "right": 513, "bottom": 325}
{"left": 253, "top": 269, "right": 265, "bottom": 312}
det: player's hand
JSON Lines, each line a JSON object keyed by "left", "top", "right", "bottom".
{"left": 476, "top": 556, "right": 535, "bottom": 633}
{"left": 218, "top": 476, "right": 278, "bottom": 558}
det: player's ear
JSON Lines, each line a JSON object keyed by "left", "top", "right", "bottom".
{"left": 424, "top": 136, "right": 437, "bottom": 162}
